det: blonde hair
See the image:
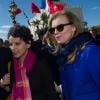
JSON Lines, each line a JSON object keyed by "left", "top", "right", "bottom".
{"left": 43, "top": 32, "right": 60, "bottom": 55}
{"left": 45, "top": 10, "right": 84, "bottom": 63}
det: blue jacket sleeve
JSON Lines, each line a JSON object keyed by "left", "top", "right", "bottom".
{"left": 87, "top": 44, "right": 100, "bottom": 89}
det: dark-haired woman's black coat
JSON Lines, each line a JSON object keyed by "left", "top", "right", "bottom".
{"left": 11, "top": 51, "right": 58, "bottom": 100}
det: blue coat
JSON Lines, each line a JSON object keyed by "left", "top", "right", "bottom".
{"left": 59, "top": 42, "right": 100, "bottom": 100}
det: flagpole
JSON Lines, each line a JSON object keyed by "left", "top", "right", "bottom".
{"left": 23, "top": 11, "right": 30, "bottom": 25}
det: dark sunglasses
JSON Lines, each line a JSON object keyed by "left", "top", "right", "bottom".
{"left": 49, "top": 22, "right": 72, "bottom": 34}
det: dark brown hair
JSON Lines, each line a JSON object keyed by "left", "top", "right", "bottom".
{"left": 8, "top": 24, "right": 33, "bottom": 44}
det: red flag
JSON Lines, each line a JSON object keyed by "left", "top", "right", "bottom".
{"left": 46, "top": 0, "right": 64, "bottom": 14}
{"left": 46, "top": 0, "right": 52, "bottom": 6}
{"left": 30, "top": 2, "right": 40, "bottom": 13}
{"left": 15, "top": 8, "right": 21, "bottom": 15}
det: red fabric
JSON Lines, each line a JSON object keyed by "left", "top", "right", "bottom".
{"left": 30, "top": 1, "right": 40, "bottom": 13}
{"left": 15, "top": 8, "right": 21, "bottom": 15}
{"left": 47, "top": 0, "right": 52, "bottom": 6}
{"left": 46, "top": 0, "right": 64, "bottom": 14}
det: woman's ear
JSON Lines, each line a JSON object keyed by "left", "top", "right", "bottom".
{"left": 72, "top": 25, "right": 76, "bottom": 32}
{"left": 27, "top": 41, "right": 31, "bottom": 49}
{"left": 71, "top": 26, "right": 76, "bottom": 37}
{"left": 27, "top": 44, "right": 31, "bottom": 49}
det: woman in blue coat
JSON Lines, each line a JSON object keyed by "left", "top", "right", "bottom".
{"left": 45, "top": 9, "right": 100, "bottom": 100}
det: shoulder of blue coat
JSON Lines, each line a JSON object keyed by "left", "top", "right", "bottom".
{"left": 78, "top": 42, "right": 100, "bottom": 60}
{"left": 83, "top": 42, "right": 100, "bottom": 62}
{"left": 85, "top": 42, "right": 100, "bottom": 53}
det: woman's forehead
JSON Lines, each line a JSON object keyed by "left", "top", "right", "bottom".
{"left": 9, "top": 36, "right": 22, "bottom": 42}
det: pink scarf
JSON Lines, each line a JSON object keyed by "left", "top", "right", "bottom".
{"left": 12, "top": 50, "right": 36, "bottom": 100}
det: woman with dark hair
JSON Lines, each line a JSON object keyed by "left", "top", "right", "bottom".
{"left": 44, "top": 10, "right": 100, "bottom": 100}
{"left": 8, "top": 24, "right": 58, "bottom": 100}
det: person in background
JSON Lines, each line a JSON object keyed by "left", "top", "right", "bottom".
{"left": 45, "top": 10, "right": 100, "bottom": 100}
{"left": 0, "top": 38, "right": 4, "bottom": 47}
{"left": 32, "top": 27, "right": 62, "bottom": 100}
{"left": 0, "top": 38, "right": 12, "bottom": 100}
{"left": 89, "top": 27, "right": 97, "bottom": 38}
{"left": 3, "top": 40, "right": 10, "bottom": 48}
{"left": 89, "top": 27, "right": 100, "bottom": 44}
{"left": 8, "top": 24, "right": 58, "bottom": 100}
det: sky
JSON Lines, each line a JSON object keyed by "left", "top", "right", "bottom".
{"left": 0, "top": 0, "right": 100, "bottom": 40}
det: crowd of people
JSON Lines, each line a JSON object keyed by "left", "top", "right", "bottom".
{"left": 0, "top": 9, "right": 100, "bottom": 100}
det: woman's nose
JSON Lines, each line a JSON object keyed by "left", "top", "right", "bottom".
{"left": 54, "top": 28, "right": 59, "bottom": 34}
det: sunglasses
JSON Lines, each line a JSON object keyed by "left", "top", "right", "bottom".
{"left": 49, "top": 22, "right": 72, "bottom": 34}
